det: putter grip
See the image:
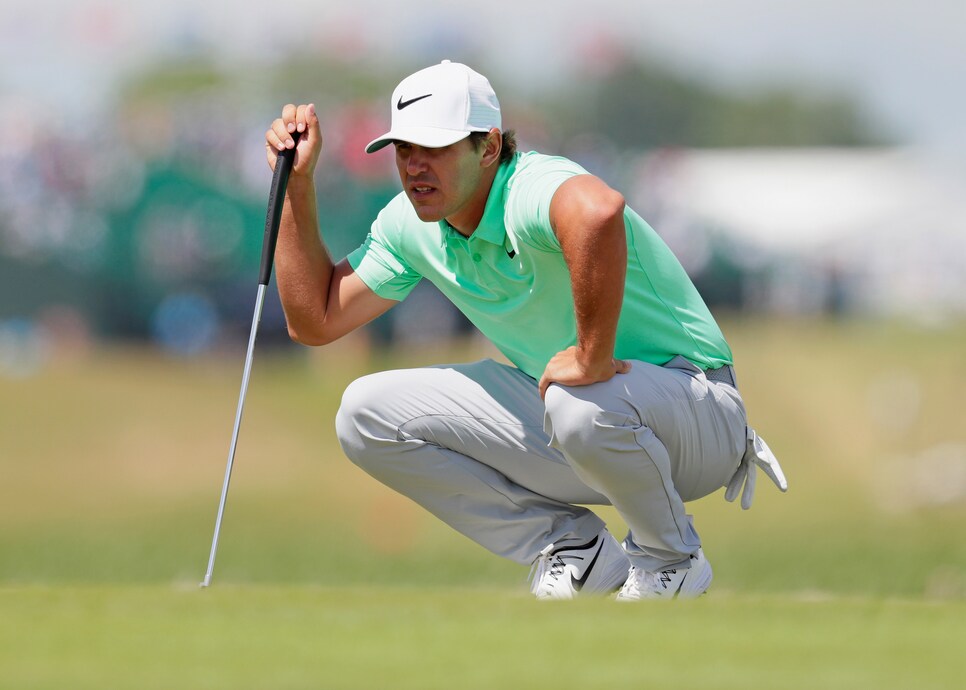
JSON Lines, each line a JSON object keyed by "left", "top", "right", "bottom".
{"left": 258, "top": 132, "right": 301, "bottom": 286}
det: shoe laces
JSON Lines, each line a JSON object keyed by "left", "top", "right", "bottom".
{"left": 620, "top": 565, "right": 676, "bottom": 598}
{"left": 528, "top": 544, "right": 567, "bottom": 595}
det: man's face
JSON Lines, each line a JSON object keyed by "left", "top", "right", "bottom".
{"left": 394, "top": 138, "right": 487, "bottom": 229}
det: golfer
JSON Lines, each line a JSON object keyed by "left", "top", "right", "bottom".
{"left": 265, "top": 60, "right": 787, "bottom": 600}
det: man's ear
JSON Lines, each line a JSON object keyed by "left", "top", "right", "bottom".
{"left": 481, "top": 128, "right": 502, "bottom": 167}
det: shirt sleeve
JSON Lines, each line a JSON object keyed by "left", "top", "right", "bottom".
{"left": 346, "top": 208, "right": 422, "bottom": 302}
{"left": 507, "top": 155, "right": 590, "bottom": 251}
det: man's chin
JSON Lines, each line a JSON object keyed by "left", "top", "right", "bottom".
{"left": 410, "top": 204, "right": 444, "bottom": 223}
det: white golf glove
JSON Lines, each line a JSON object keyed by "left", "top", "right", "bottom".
{"left": 725, "top": 427, "right": 788, "bottom": 510}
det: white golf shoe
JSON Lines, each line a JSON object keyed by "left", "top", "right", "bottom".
{"left": 529, "top": 530, "right": 630, "bottom": 600}
{"left": 616, "top": 548, "right": 713, "bottom": 601}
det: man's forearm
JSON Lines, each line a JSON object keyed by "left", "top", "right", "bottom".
{"left": 537, "top": 187, "right": 629, "bottom": 399}
{"left": 274, "top": 176, "right": 333, "bottom": 341}
{"left": 553, "top": 176, "right": 628, "bottom": 373}
{"left": 567, "top": 213, "right": 627, "bottom": 371}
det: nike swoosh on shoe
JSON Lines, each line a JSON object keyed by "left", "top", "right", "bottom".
{"left": 570, "top": 536, "right": 604, "bottom": 591}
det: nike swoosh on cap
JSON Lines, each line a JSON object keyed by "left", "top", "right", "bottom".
{"left": 397, "top": 94, "right": 432, "bottom": 110}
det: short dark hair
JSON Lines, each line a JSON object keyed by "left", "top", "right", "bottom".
{"left": 469, "top": 129, "right": 517, "bottom": 164}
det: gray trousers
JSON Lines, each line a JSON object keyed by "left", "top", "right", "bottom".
{"left": 335, "top": 356, "right": 747, "bottom": 571}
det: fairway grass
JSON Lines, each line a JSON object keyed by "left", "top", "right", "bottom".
{"left": 3, "top": 585, "right": 965, "bottom": 690}
{"left": 2, "top": 319, "right": 965, "bottom": 688}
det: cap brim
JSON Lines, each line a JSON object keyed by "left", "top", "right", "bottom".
{"left": 364, "top": 127, "right": 473, "bottom": 154}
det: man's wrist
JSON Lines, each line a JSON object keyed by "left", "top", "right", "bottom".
{"left": 286, "top": 175, "right": 316, "bottom": 194}
{"left": 575, "top": 345, "right": 614, "bottom": 372}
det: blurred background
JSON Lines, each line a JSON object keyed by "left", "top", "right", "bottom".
{"left": 1, "top": 0, "right": 965, "bottom": 595}
{"left": 2, "top": 0, "right": 965, "bottom": 356}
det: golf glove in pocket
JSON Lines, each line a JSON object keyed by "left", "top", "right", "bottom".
{"left": 725, "top": 427, "right": 788, "bottom": 510}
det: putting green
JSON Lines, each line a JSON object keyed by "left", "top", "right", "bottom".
{"left": 2, "top": 586, "right": 964, "bottom": 689}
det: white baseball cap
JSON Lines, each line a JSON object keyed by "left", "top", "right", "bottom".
{"left": 365, "top": 60, "right": 501, "bottom": 154}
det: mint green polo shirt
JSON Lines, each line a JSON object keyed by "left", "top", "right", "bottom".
{"left": 347, "top": 151, "right": 732, "bottom": 380}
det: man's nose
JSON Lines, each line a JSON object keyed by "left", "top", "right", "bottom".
{"left": 406, "top": 148, "right": 428, "bottom": 175}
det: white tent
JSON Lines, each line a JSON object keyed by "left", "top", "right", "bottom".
{"left": 629, "top": 148, "right": 966, "bottom": 317}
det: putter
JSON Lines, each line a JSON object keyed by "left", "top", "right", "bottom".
{"left": 200, "top": 133, "right": 300, "bottom": 588}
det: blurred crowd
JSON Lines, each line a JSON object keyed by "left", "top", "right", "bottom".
{"left": 0, "top": 90, "right": 402, "bottom": 369}
{"left": 2, "top": 55, "right": 964, "bottom": 378}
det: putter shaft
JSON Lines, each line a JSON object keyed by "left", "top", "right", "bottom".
{"left": 200, "top": 133, "right": 298, "bottom": 588}
{"left": 200, "top": 283, "right": 268, "bottom": 587}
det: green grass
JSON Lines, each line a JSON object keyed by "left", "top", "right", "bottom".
{"left": 3, "top": 587, "right": 965, "bottom": 690}
{"left": 2, "top": 318, "right": 965, "bottom": 687}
